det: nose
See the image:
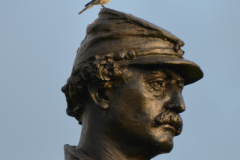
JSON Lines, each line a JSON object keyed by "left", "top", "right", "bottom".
{"left": 165, "top": 91, "right": 185, "bottom": 113}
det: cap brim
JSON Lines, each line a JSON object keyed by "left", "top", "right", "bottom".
{"left": 117, "top": 55, "right": 203, "bottom": 85}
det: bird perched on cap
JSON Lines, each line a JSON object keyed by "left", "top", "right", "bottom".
{"left": 78, "top": 0, "right": 111, "bottom": 15}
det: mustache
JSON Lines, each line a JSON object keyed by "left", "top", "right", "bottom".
{"left": 153, "top": 110, "right": 183, "bottom": 136}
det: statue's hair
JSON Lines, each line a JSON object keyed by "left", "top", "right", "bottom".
{"left": 61, "top": 51, "right": 136, "bottom": 124}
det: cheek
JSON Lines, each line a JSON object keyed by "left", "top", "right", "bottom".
{"left": 109, "top": 84, "right": 148, "bottom": 125}
{"left": 120, "top": 85, "right": 159, "bottom": 126}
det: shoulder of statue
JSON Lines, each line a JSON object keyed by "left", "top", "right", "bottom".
{"left": 64, "top": 144, "right": 89, "bottom": 160}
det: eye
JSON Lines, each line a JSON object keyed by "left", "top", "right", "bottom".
{"left": 150, "top": 81, "right": 164, "bottom": 90}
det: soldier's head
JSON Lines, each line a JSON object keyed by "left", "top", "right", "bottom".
{"left": 62, "top": 8, "right": 203, "bottom": 158}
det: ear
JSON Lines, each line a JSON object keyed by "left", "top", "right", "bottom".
{"left": 88, "top": 84, "right": 109, "bottom": 110}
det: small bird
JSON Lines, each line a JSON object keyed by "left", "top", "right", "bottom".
{"left": 78, "top": 0, "right": 111, "bottom": 15}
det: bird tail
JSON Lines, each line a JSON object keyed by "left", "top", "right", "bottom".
{"left": 78, "top": 3, "right": 94, "bottom": 15}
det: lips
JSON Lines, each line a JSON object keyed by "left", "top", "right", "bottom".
{"left": 153, "top": 111, "right": 183, "bottom": 136}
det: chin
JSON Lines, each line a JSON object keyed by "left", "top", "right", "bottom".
{"left": 147, "top": 127, "right": 174, "bottom": 153}
{"left": 142, "top": 134, "right": 174, "bottom": 158}
{"left": 156, "top": 134, "right": 174, "bottom": 153}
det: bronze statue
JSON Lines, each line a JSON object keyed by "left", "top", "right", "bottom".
{"left": 62, "top": 8, "right": 203, "bottom": 160}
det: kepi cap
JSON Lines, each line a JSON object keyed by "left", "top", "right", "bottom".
{"left": 72, "top": 8, "right": 203, "bottom": 85}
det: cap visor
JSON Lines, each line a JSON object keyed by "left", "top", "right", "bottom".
{"left": 117, "top": 55, "right": 203, "bottom": 85}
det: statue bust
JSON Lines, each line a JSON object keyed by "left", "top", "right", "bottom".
{"left": 62, "top": 8, "right": 203, "bottom": 160}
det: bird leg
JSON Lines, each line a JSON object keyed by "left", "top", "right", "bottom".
{"left": 101, "top": 3, "right": 105, "bottom": 8}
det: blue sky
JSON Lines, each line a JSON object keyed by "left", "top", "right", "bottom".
{"left": 1, "top": 0, "right": 240, "bottom": 159}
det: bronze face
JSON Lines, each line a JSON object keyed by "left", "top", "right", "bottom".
{"left": 103, "top": 66, "right": 185, "bottom": 156}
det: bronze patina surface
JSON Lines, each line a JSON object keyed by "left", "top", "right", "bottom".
{"left": 62, "top": 8, "right": 203, "bottom": 160}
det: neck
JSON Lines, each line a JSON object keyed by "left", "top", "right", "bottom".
{"left": 77, "top": 131, "right": 125, "bottom": 160}
{"left": 76, "top": 120, "right": 150, "bottom": 160}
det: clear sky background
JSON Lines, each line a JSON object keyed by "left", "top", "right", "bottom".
{"left": 1, "top": 0, "right": 240, "bottom": 160}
